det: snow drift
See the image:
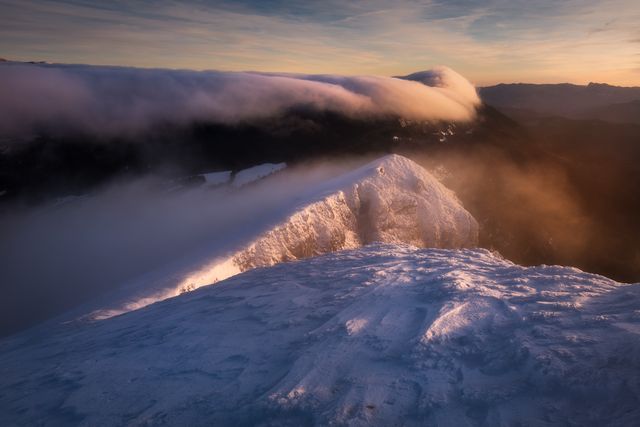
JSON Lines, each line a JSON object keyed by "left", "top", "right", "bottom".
{"left": 1, "top": 244, "right": 639, "bottom": 426}
{"left": 0, "top": 62, "right": 480, "bottom": 138}
{"left": 91, "top": 154, "right": 478, "bottom": 318}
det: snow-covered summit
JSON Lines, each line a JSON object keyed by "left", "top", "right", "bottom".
{"left": 229, "top": 154, "right": 478, "bottom": 271}
{"left": 89, "top": 154, "right": 478, "bottom": 318}
{"left": 2, "top": 244, "right": 638, "bottom": 426}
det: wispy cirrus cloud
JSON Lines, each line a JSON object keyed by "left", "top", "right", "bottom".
{"left": 0, "top": 0, "right": 638, "bottom": 85}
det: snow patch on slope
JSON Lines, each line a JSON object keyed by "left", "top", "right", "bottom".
{"left": 232, "top": 162, "right": 286, "bottom": 187}
{"left": 2, "top": 244, "right": 639, "bottom": 426}
{"left": 202, "top": 170, "right": 232, "bottom": 186}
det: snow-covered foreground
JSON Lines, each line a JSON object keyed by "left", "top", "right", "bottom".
{"left": 88, "top": 154, "right": 477, "bottom": 319}
{"left": 2, "top": 244, "right": 639, "bottom": 426}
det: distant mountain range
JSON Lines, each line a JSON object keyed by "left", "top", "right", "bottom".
{"left": 479, "top": 82, "right": 640, "bottom": 124}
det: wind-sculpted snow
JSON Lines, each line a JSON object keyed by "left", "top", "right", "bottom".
{"left": 1, "top": 244, "right": 639, "bottom": 426}
{"left": 91, "top": 154, "right": 478, "bottom": 318}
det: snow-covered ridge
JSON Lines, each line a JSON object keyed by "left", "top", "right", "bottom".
{"left": 93, "top": 155, "right": 477, "bottom": 318}
{"left": 2, "top": 244, "right": 638, "bottom": 425}
{"left": 81, "top": 155, "right": 478, "bottom": 318}
{"left": 227, "top": 154, "right": 477, "bottom": 272}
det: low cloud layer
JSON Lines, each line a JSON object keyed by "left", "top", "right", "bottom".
{"left": 0, "top": 63, "right": 479, "bottom": 139}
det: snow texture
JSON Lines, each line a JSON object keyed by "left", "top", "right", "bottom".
{"left": 88, "top": 154, "right": 478, "bottom": 318}
{"left": 1, "top": 244, "right": 639, "bottom": 426}
{"left": 227, "top": 154, "right": 477, "bottom": 273}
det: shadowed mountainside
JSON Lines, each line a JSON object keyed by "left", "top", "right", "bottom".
{"left": 479, "top": 82, "right": 640, "bottom": 124}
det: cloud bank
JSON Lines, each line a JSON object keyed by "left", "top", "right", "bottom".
{"left": 0, "top": 63, "right": 480, "bottom": 139}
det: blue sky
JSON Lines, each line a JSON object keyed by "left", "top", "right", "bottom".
{"left": 1, "top": 0, "right": 639, "bottom": 85}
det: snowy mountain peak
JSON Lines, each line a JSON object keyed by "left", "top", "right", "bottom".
{"left": 180, "top": 154, "right": 478, "bottom": 292}
{"left": 89, "top": 154, "right": 478, "bottom": 319}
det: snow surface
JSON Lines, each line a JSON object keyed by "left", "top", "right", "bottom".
{"left": 232, "top": 162, "right": 287, "bottom": 187}
{"left": 86, "top": 154, "right": 477, "bottom": 319}
{"left": 1, "top": 244, "right": 639, "bottom": 426}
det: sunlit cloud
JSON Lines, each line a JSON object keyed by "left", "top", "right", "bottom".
{"left": 0, "top": 63, "right": 480, "bottom": 138}
{"left": 0, "top": 0, "right": 638, "bottom": 85}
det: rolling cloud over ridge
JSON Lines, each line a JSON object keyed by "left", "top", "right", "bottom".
{"left": 0, "top": 63, "right": 480, "bottom": 139}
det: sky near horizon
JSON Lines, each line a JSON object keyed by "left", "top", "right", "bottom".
{"left": 0, "top": 0, "right": 639, "bottom": 86}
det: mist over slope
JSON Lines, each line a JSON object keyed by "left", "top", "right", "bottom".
{"left": 94, "top": 155, "right": 477, "bottom": 319}
{"left": 450, "top": 97, "right": 640, "bottom": 283}
{"left": 1, "top": 244, "right": 638, "bottom": 426}
{"left": 0, "top": 155, "right": 477, "bottom": 334}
